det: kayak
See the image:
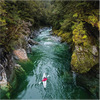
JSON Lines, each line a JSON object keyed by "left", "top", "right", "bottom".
{"left": 42, "top": 73, "right": 46, "bottom": 88}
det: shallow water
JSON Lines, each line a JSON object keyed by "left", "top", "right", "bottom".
{"left": 11, "top": 27, "right": 94, "bottom": 99}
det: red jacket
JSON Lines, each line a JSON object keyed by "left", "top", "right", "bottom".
{"left": 42, "top": 78, "right": 47, "bottom": 82}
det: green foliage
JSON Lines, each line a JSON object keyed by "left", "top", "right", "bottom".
{"left": 48, "top": 0, "right": 99, "bottom": 46}
{"left": 60, "top": 18, "right": 73, "bottom": 32}
{"left": 0, "top": 18, "right": 7, "bottom": 26}
{"left": 0, "top": 0, "right": 51, "bottom": 52}
{"left": 87, "top": 14, "right": 99, "bottom": 28}
{"left": 0, "top": 0, "right": 7, "bottom": 27}
{"left": 6, "top": 92, "right": 10, "bottom": 99}
{"left": 72, "top": 21, "right": 91, "bottom": 46}
{"left": 2, "top": 0, "right": 49, "bottom": 28}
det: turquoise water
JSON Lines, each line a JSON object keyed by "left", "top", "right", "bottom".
{"left": 11, "top": 27, "right": 94, "bottom": 99}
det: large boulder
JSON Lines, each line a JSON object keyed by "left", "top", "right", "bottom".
{"left": 71, "top": 45, "right": 99, "bottom": 73}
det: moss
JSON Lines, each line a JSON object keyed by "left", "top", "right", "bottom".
{"left": 0, "top": 17, "right": 7, "bottom": 26}
{"left": 61, "top": 33, "right": 72, "bottom": 43}
{"left": 73, "top": 29, "right": 79, "bottom": 35}
{"left": 72, "top": 21, "right": 92, "bottom": 48}
{"left": 82, "top": 35, "right": 87, "bottom": 39}
{"left": 88, "top": 15, "right": 98, "bottom": 27}
{"left": 73, "top": 13, "right": 78, "bottom": 18}
{"left": 71, "top": 44, "right": 99, "bottom": 73}
{"left": 71, "top": 52, "right": 98, "bottom": 73}
{"left": 83, "top": 42, "right": 89, "bottom": 47}
{"left": 58, "top": 30, "right": 63, "bottom": 36}
{"left": 6, "top": 92, "right": 10, "bottom": 99}
{"left": 53, "top": 30, "right": 59, "bottom": 35}
{"left": 53, "top": 28, "right": 73, "bottom": 44}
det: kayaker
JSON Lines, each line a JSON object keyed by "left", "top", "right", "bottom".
{"left": 42, "top": 77, "right": 47, "bottom": 82}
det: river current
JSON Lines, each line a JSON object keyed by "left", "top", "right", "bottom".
{"left": 11, "top": 27, "right": 93, "bottom": 99}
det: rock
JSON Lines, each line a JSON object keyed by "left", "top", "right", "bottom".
{"left": 91, "top": 46, "right": 98, "bottom": 56}
{"left": 30, "top": 35, "right": 34, "bottom": 39}
{"left": 28, "top": 39, "right": 39, "bottom": 45}
{"left": 15, "top": 64, "right": 21, "bottom": 67}
{"left": 71, "top": 21, "right": 99, "bottom": 74}
{"left": 71, "top": 45, "right": 99, "bottom": 73}
{"left": 0, "top": 71, "right": 7, "bottom": 85}
{"left": 0, "top": 64, "right": 3, "bottom": 70}
{"left": 26, "top": 44, "right": 32, "bottom": 53}
{"left": 13, "top": 55, "right": 19, "bottom": 60}
{"left": 13, "top": 48, "right": 29, "bottom": 60}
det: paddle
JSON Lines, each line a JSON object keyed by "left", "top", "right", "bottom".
{"left": 39, "top": 75, "right": 50, "bottom": 84}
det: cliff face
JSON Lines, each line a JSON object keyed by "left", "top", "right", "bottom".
{"left": 71, "top": 21, "right": 99, "bottom": 73}
{"left": 0, "top": 29, "right": 37, "bottom": 98}
{"left": 0, "top": 49, "right": 14, "bottom": 83}
{"left": 72, "top": 11, "right": 99, "bottom": 73}
{"left": 0, "top": 49, "right": 16, "bottom": 98}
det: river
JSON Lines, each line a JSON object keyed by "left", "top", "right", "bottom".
{"left": 11, "top": 27, "right": 94, "bottom": 99}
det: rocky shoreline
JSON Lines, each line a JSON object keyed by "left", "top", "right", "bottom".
{"left": 0, "top": 29, "right": 39, "bottom": 98}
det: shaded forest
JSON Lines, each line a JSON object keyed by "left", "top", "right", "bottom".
{"left": 0, "top": 0, "right": 99, "bottom": 52}
{"left": 0, "top": 0, "right": 50, "bottom": 52}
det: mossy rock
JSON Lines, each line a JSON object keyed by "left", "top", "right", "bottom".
{"left": 71, "top": 45, "right": 99, "bottom": 73}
